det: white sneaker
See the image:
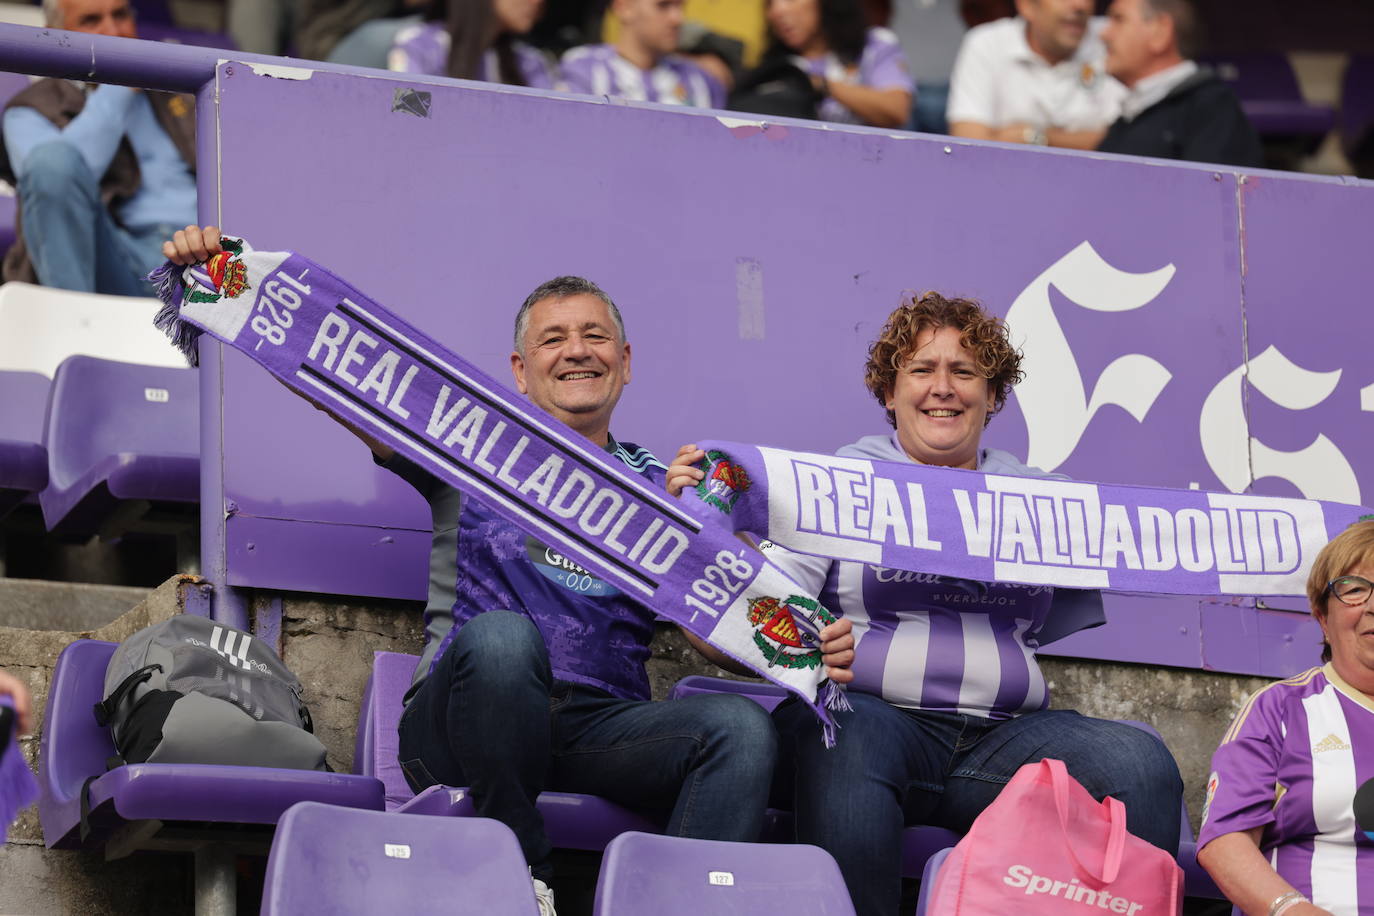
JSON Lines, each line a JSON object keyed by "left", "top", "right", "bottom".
{"left": 532, "top": 876, "right": 557, "bottom": 916}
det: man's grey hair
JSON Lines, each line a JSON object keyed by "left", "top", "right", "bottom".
{"left": 513, "top": 276, "right": 626, "bottom": 354}
{"left": 1141, "top": 0, "right": 1201, "bottom": 60}
{"left": 42, "top": 0, "right": 62, "bottom": 27}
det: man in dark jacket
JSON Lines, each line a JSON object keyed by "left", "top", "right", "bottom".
{"left": 1097, "top": 0, "right": 1261, "bottom": 168}
{"left": 0, "top": 0, "right": 196, "bottom": 292}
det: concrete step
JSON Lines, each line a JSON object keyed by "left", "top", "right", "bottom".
{"left": 0, "top": 577, "right": 153, "bottom": 631}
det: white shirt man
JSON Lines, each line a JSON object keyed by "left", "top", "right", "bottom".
{"left": 947, "top": 0, "right": 1125, "bottom": 149}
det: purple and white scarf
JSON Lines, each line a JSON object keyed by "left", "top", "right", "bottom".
{"left": 152, "top": 239, "right": 849, "bottom": 740}
{"left": 0, "top": 697, "right": 36, "bottom": 840}
{"left": 684, "top": 443, "right": 1371, "bottom": 597}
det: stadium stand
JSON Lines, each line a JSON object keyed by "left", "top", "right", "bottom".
{"left": 356, "top": 650, "right": 663, "bottom": 847}
{"left": 0, "top": 370, "right": 48, "bottom": 519}
{"left": 39, "top": 638, "right": 385, "bottom": 914}
{"left": 592, "top": 831, "right": 856, "bottom": 915}
{"left": 261, "top": 801, "right": 540, "bottom": 915}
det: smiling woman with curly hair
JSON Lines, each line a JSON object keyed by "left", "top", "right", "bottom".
{"left": 667, "top": 289, "right": 1184, "bottom": 916}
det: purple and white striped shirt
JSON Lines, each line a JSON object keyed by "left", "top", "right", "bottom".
{"left": 793, "top": 27, "right": 914, "bottom": 125}
{"left": 388, "top": 23, "right": 559, "bottom": 89}
{"left": 561, "top": 44, "right": 724, "bottom": 108}
{"left": 763, "top": 433, "right": 1102, "bottom": 719}
{"left": 1198, "top": 665, "right": 1374, "bottom": 915}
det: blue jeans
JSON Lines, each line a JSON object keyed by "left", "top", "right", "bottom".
{"left": 396, "top": 610, "right": 778, "bottom": 882}
{"left": 16, "top": 140, "right": 173, "bottom": 295}
{"left": 773, "top": 692, "right": 1183, "bottom": 916}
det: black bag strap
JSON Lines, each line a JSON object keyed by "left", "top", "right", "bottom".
{"left": 93, "top": 663, "right": 163, "bottom": 727}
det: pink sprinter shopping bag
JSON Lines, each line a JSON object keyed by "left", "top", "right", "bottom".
{"left": 927, "top": 758, "right": 1182, "bottom": 916}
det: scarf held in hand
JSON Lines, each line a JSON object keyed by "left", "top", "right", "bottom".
{"left": 152, "top": 239, "right": 848, "bottom": 741}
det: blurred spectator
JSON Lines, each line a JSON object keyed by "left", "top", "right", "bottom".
{"left": 890, "top": 0, "right": 968, "bottom": 132}
{"left": 562, "top": 0, "right": 723, "bottom": 108}
{"left": 1097, "top": 0, "right": 1261, "bottom": 167}
{"left": 299, "top": 0, "right": 410, "bottom": 64}
{"left": 947, "top": 0, "right": 1125, "bottom": 149}
{"left": 228, "top": 0, "right": 299, "bottom": 56}
{"left": 677, "top": 20, "right": 745, "bottom": 97}
{"left": 0, "top": 0, "right": 195, "bottom": 292}
{"left": 388, "top": 0, "right": 557, "bottom": 86}
{"left": 746, "top": 0, "right": 913, "bottom": 128}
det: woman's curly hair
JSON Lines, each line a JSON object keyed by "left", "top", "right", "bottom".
{"left": 864, "top": 292, "right": 1024, "bottom": 428}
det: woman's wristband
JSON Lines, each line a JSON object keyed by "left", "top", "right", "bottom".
{"left": 1269, "top": 890, "right": 1309, "bottom": 916}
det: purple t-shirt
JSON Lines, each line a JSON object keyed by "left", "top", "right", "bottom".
{"left": 1198, "top": 664, "right": 1374, "bottom": 914}
{"left": 561, "top": 43, "right": 724, "bottom": 108}
{"left": 388, "top": 23, "right": 559, "bottom": 89}
{"left": 387, "top": 436, "right": 667, "bottom": 703}
{"left": 794, "top": 27, "right": 914, "bottom": 124}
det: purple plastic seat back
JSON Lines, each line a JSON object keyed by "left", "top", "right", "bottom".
{"left": 0, "top": 370, "right": 50, "bottom": 515}
{"left": 593, "top": 831, "right": 856, "bottom": 916}
{"left": 40, "top": 354, "right": 199, "bottom": 535}
{"left": 913, "top": 846, "right": 953, "bottom": 916}
{"left": 37, "top": 639, "right": 118, "bottom": 840}
{"left": 354, "top": 650, "right": 418, "bottom": 809}
{"left": 261, "top": 801, "right": 539, "bottom": 916}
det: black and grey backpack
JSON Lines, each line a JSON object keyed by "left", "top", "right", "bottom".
{"left": 92, "top": 615, "right": 327, "bottom": 771}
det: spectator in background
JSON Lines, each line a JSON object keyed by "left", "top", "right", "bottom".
{"left": 947, "top": 0, "right": 1125, "bottom": 149}
{"left": 0, "top": 0, "right": 196, "bottom": 293}
{"left": 388, "top": 0, "right": 558, "bottom": 86}
{"left": 757, "top": 0, "right": 913, "bottom": 128}
{"left": 228, "top": 0, "right": 299, "bottom": 55}
{"left": 562, "top": 0, "right": 724, "bottom": 108}
{"left": 1097, "top": 0, "right": 1261, "bottom": 167}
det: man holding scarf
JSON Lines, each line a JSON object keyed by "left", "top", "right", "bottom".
{"left": 162, "top": 226, "right": 854, "bottom": 916}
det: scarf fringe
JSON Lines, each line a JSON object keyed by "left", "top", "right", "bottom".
{"left": 0, "top": 739, "right": 38, "bottom": 842}
{"left": 819, "top": 679, "right": 853, "bottom": 715}
{"left": 147, "top": 261, "right": 202, "bottom": 367}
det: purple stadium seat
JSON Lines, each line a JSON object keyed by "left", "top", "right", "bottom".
{"left": 39, "top": 639, "right": 385, "bottom": 914}
{"left": 668, "top": 673, "right": 789, "bottom": 711}
{"left": 40, "top": 355, "right": 199, "bottom": 539}
{"left": 593, "top": 831, "right": 856, "bottom": 916}
{"left": 261, "top": 802, "right": 539, "bottom": 915}
{"left": 913, "top": 846, "right": 952, "bottom": 916}
{"left": 355, "top": 650, "right": 662, "bottom": 849}
{"left": 1203, "top": 53, "right": 1334, "bottom": 143}
{"left": 0, "top": 370, "right": 49, "bottom": 518}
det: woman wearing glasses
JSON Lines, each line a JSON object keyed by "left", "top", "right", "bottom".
{"left": 1197, "top": 519, "right": 1374, "bottom": 916}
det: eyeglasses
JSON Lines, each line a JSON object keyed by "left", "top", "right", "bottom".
{"left": 1327, "top": 576, "right": 1373, "bottom": 607}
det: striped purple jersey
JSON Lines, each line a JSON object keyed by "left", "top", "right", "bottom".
{"left": 1198, "top": 665, "right": 1374, "bottom": 915}
{"left": 762, "top": 434, "right": 1103, "bottom": 719}
{"left": 561, "top": 44, "right": 724, "bottom": 108}
{"left": 388, "top": 23, "right": 559, "bottom": 89}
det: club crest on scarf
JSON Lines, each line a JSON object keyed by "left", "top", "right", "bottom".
{"left": 695, "top": 450, "right": 752, "bottom": 514}
{"left": 747, "top": 595, "right": 835, "bottom": 670}
{"left": 185, "top": 237, "right": 251, "bottom": 304}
